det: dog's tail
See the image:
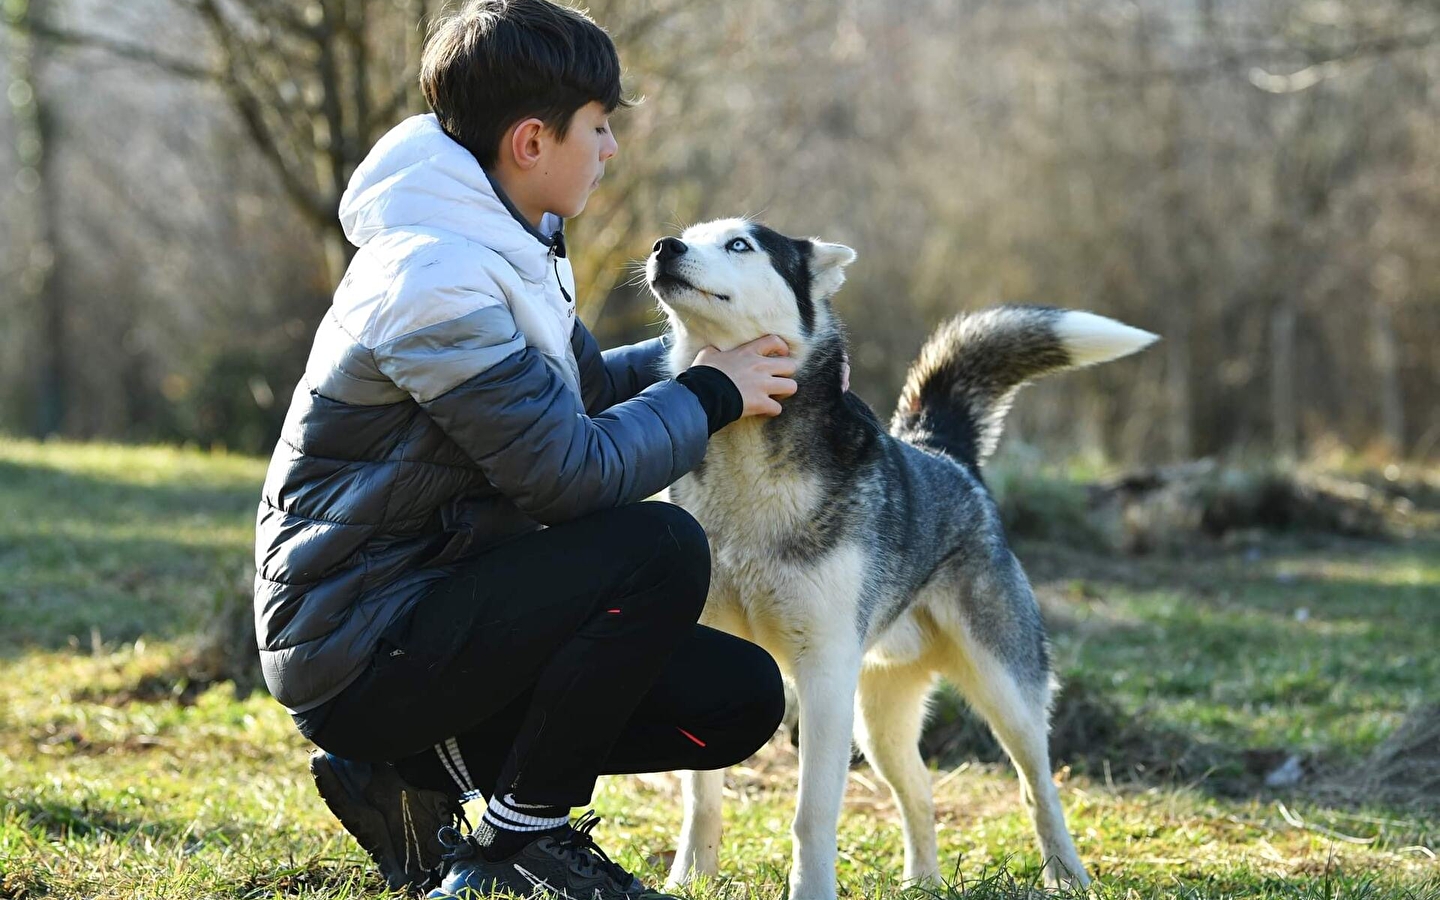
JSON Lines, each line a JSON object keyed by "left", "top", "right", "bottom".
{"left": 890, "top": 306, "right": 1158, "bottom": 467}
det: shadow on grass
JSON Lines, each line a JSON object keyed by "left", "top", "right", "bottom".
{"left": 0, "top": 537, "right": 250, "bottom": 657}
{"left": 3, "top": 795, "right": 390, "bottom": 899}
{"left": 235, "top": 861, "right": 389, "bottom": 899}
{"left": 0, "top": 456, "right": 256, "bottom": 656}
{"left": 921, "top": 671, "right": 1258, "bottom": 796}
{"left": 1019, "top": 532, "right": 1439, "bottom": 607}
{"left": 0, "top": 458, "right": 260, "bottom": 522}
{"left": 5, "top": 795, "right": 243, "bottom": 846}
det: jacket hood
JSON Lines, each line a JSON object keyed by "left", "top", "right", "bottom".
{"left": 339, "top": 114, "right": 563, "bottom": 282}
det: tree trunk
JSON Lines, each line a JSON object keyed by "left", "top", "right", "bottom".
{"left": 1271, "top": 302, "right": 1298, "bottom": 459}
{"left": 6, "top": 0, "right": 66, "bottom": 436}
{"left": 321, "top": 224, "right": 353, "bottom": 291}
{"left": 1371, "top": 301, "right": 1404, "bottom": 455}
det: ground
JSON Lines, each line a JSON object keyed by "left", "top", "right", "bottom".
{"left": 0, "top": 439, "right": 1436, "bottom": 899}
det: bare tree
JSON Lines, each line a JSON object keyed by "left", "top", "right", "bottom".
{"left": 3, "top": 0, "right": 66, "bottom": 436}
{"left": 15, "top": 0, "right": 433, "bottom": 286}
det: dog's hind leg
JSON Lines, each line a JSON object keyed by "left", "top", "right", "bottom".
{"left": 789, "top": 642, "right": 864, "bottom": 900}
{"left": 668, "top": 768, "right": 724, "bottom": 887}
{"left": 854, "top": 662, "right": 941, "bottom": 885}
{"left": 941, "top": 634, "right": 1090, "bottom": 889}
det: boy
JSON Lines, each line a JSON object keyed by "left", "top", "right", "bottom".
{"left": 253, "top": 1, "right": 804, "bottom": 897}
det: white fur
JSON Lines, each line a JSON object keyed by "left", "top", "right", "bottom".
{"left": 1055, "top": 310, "right": 1159, "bottom": 367}
{"left": 651, "top": 222, "right": 1093, "bottom": 899}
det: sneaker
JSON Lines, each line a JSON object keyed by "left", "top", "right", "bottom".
{"left": 427, "top": 810, "right": 680, "bottom": 900}
{"left": 309, "top": 750, "right": 463, "bottom": 892}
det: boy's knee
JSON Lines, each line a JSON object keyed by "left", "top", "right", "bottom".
{"left": 619, "top": 501, "right": 710, "bottom": 615}
{"left": 744, "top": 642, "right": 786, "bottom": 746}
{"left": 635, "top": 500, "right": 708, "bottom": 559}
{"left": 709, "top": 640, "right": 786, "bottom": 766}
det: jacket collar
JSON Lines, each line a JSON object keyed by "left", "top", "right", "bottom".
{"left": 338, "top": 114, "right": 566, "bottom": 281}
{"left": 479, "top": 167, "right": 566, "bottom": 258}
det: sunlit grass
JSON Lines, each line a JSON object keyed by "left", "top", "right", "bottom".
{"left": 1, "top": 439, "right": 1436, "bottom": 898}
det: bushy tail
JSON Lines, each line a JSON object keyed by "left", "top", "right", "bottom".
{"left": 890, "top": 306, "right": 1158, "bottom": 467}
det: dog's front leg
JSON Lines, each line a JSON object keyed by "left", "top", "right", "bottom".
{"left": 667, "top": 768, "right": 724, "bottom": 887}
{"left": 789, "top": 646, "right": 863, "bottom": 900}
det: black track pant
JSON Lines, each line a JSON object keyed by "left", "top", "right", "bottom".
{"left": 294, "top": 502, "right": 785, "bottom": 808}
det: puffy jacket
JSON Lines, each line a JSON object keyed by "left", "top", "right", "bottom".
{"left": 254, "top": 114, "right": 710, "bottom": 713}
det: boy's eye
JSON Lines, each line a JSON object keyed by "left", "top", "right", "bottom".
{"left": 727, "top": 238, "right": 753, "bottom": 253}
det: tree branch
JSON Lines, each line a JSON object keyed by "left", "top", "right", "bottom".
{"left": 7, "top": 18, "right": 219, "bottom": 81}
{"left": 1086, "top": 26, "right": 1440, "bottom": 88}
{"left": 193, "top": 0, "right": 331, "bottom": 225}
{"left": 235, "top": 0, "right": 325, "bottom": 41}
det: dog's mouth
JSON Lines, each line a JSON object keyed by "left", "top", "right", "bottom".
{"left": 649, "top": 268, "right": 731, "bottom": 303}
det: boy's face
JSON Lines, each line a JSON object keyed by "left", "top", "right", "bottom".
{"left": 537, "top": 101, "right": 618, "bottom": 219}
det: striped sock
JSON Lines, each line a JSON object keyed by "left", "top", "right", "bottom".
{"left": 433, "top": 737, "right": 482, "bottom": 801}
{"left": 485, "top": 794, "right": 569, "bottom": 832}
{"left": 474, "top": 794, "right": 569, "bottom": 861}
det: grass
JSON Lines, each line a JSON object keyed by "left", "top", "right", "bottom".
{"left": 1, "top": 437, "right": 1437, "bottom": 899}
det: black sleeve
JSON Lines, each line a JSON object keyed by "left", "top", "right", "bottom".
{"left": 676, "top": 365, "right": 743, "bottom": 435}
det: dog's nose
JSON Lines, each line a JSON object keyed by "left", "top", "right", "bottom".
{"left": 654, "top": 237, "right": 687, "bottom": 261}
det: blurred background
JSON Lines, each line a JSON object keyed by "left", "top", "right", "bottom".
{"left": 1, "top": 0, "right": 1437, "bottom": 463}
{"left": 3, "top": 7, "right": 1439, "bottom": 894}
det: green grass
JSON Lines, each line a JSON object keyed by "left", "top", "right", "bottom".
{"left": 1, "top": 438, "right": 1437, "bottom": 899}
{"left": 1027, "top": 537, "right": 1440, "bottom": 763}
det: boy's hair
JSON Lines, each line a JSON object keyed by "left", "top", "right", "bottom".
{"left": 421, "top": 0, "right": 629, "bottom": 168}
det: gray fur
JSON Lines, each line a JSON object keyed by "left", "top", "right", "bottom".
{"left": 682, "top": 292, "right": 1060, "bottom": 683}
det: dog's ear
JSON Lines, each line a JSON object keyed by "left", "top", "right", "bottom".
{"left": 808, "top": 240, "right": 856, "bottom": 298}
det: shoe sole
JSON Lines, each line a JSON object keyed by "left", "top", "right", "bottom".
{"left": 426, "top": 875, "right": 503, "bottom": 900}
{"left": 310, "top": 752, "right": 445, "bottom": 893}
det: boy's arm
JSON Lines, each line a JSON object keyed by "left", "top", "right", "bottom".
{"left": 571, "top": 320, "right": 672, "bottom": 414}
{"left": 373, "top": 298, "right": 709, "bottom": 525}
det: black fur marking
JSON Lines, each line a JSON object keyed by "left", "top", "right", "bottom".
{"left": 899, "top": 406, "right": 985, "bottom": 473}
{"left": 890, "top": 306, "right": 1068, "bottom": 470}
{"left": 765, "top": 332, "right": 882, "bottom": 564}
{"left": 747, "top": 224, "right": 815, "bottom": 334}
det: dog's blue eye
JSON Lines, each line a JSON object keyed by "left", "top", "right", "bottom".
{"left": 727, "top": 238, "right": 752, "bottom": 253}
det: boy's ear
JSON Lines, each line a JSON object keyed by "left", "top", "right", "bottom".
{"left": 809, "top": 240, "right": 857, "bottom": 298}
{"left": 507, "top": 117, "right": 547, "bottom": 170}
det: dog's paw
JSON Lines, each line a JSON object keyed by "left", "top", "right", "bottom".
{"left": 1041, "top": 859, "right": 1092, "bottom": 893}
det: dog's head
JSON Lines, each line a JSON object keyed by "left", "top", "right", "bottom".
{"left": 645, "top": 218, "right": 855, "bottom": 354}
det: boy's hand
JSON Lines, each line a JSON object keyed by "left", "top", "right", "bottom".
{"left": 692, "top": 335, "right": 797, "bottom": 418}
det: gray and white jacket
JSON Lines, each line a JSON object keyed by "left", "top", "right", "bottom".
{"left": 254, "top": 114, "right": 710, "bottom": 713}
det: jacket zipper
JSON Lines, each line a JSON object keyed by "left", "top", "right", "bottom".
{"left": 550, "top": 232, "right": 574, "bottom": 312}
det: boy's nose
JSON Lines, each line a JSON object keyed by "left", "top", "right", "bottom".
{"left": 654, "top": 238, "right": 687, "bottom": 261}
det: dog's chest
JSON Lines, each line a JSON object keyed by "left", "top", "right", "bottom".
{"left": 674, "top": 426, "right": 828, "bottom": 613}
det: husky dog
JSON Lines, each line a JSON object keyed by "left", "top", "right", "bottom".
{"left": 645, "top": 219, "right": 1158, "bottom": 899}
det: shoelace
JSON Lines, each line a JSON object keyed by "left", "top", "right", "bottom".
{"left": 434, "top": 810, "right": 635, "bottom": 889}
{"left": 436, "top": 824, "right": 476, "bottom": 862}
{"left": 552, "top": 810, "right": 637, "bottom": 888}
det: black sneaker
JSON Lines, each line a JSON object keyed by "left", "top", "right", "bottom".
{"left": 427, "top": 811, "right": 681, "bottom": 900}
{"left": 309, "top": 750, "right": 463, "bottom": 892}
